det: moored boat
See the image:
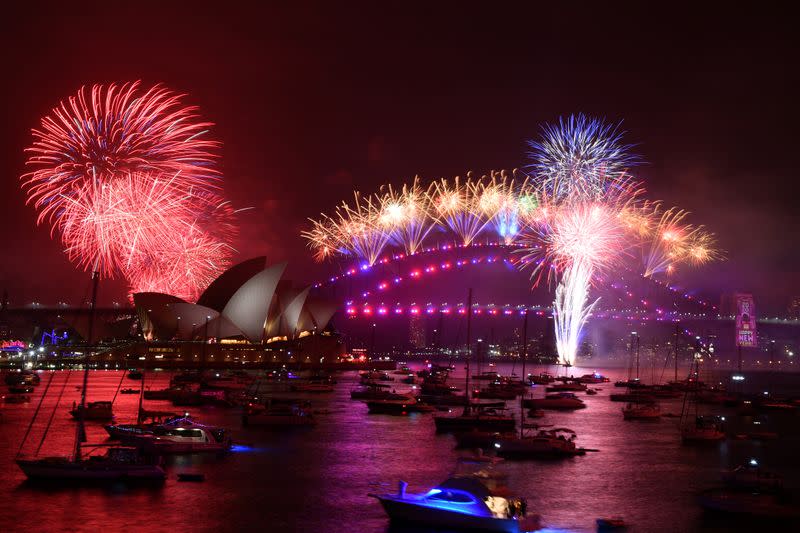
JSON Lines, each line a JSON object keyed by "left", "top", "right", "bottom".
{"left": 622, "top": 401, "right": 661, "bottom": 420}
{"left": 243, "top": 399, "right": 316, "bottom": 427}
{"left": 365, "top": 393, "right": 435, "bottom": 415}
{"left": 434, "top": 404, "right": 515, "bottom": 433}
{"left": 523, "top": 393, "right": 586, "bottom": 410}
{"left": 70, "top": 400, "right": 114, "bottom": 421}
{"left": 494, "top": 428, "right": 584, "bottom": 459}
{"left": 16, "top": 446, "right": 165, "bottom": 481}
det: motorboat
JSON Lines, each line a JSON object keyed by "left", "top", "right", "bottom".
{"left": 434, "top": 404, "right": 515, "bottom": 433}
{"left": 360, "top": 370, "right": 394, "bottom": 383}
{"left": 393, "top": 364, "right": 413, "bottom": 375}
{"left": 243, "top": 400, "right": 316, "bottom": 427}
{"left": 370, "top": 477, "right": 528, "bottom": 532}
{"left": 350, "top": 382, "right": 393, "bottom": 400}
{"left": 527, "top": 373, "right": 555, "bottom": 385}
{"left": 721, "top": 461, "right": 783, "bottom": 491}
{"left": 697, "top": 487, "right": 800, "bottom": 518}
{"left": 16, "top": 446, "right": 165, "bottom": 481}
{"left": 545, "top": 382, "right": 586, "bottom": 393}
{"left": 117, "top": 420, "right": 232, "bottom": 454}
{"left": 290, "top": 382, "right": 335, "bottom": 393}
{"left": 120, "top": 388, "right": 140, "bottom": 394}
{"left": 105, "top": 413, "right": 196, "bottom": 440}
{"left": 8, "top": 384, "right": 35, "bottom": 394}
{"left": 614, "top": 378, "right": 643, "bottom": 388}
{"left": 365, "top": 394, "right": 435, "bottom": 415}
{"left": 5, "top": 371, "right": 40, "bottom": 386}
{"left": 622, "top": 401, "right": 661, "bottom": 420}
{"left": 454, "top": 429, "right": 515, "bottom": 449}
{"left": 523, "top": 393, "right": 586, "bottom": 410}
{"left": 473, "top": 371, "right": 502, "bottom": 381}
{"left": 609, "top": 392, "right": 655, "bottom": 403}
{"left": 70, "top": 400, "right": 114, "bottom": 421}
{"left": 585, "top": 388, "right": 598, "bottom": 396}
{"left": 578, "top": 372, "right": 609, "bottom": 384}
{"left": 494, "top": 428, "right": 584, "bottom": 459}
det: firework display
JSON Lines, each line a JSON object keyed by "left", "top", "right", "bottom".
{"left": 22, "top": 82, "right": 235, "bottom": 300}
{"left": 303, "top": 114, "right": 720, "bottom": 366}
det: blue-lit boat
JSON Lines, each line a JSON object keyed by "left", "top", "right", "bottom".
{"left": 370, "top": 477, "right": 526, "bottom": 532}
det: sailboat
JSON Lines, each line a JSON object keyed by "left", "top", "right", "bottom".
{"left": 679, "top": 354, "right": 724, "bottom": 444}
{"left": 16, "top": 272, "right": 166, "bottom": 482}
{"left": 433, "top": 289, "right": 515, "bottom": 434}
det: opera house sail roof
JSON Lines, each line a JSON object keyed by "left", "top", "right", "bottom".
{"left": 133, "top": 258, "right": 334, "bottom": 343}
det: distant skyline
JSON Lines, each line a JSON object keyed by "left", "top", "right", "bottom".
{"left": 2, "top": 2, "right": 798, "bottom": 313}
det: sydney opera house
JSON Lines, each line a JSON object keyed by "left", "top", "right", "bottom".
{"left": 106, "top": 258, "right": 345, "bottom": 367}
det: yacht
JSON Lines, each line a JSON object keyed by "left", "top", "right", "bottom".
{"left": 70, "top": 400, "right": 114, "bottom": 421}
{"left": 370, "top": 477, "right": 528, "bottom": 532}
{"left": 494, "top": 428, "right": 584, "bottom": 459}
{"left": 579, "top": 373, "right": 610, "bottom": 384}
{"left": 117, "top": 421, "right": 232, "bottom": 454}
{"left": 622, "top": 401, "right": 661, "bottom": 420}
{"left": 545, "top": 382, "right": 586, "bottom": 393}
{"left": 350, "top": 382, "right": 393, "bottom": 400}
{"left": 523, "top": 393, "right": 586, "bottom": 410}
{"left": 434, "top": 404, "right": 515, "bottom": 433}
{"left": 17, "top": 446, "right": 165, "bottom": 481}
{"left": 365, "top": 394, "right": 435, "bottom": 415}
{"left": 243, "top": 399, "right": 316, "bottom": 427}
{"left": 682, "top": 416, "right": 725, "bottom": 443}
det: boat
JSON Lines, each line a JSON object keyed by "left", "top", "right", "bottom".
{"left": 597, "top": 517, "right": 627, "bottom": 529}
{"left": 242, "top": 399, "right": 316, "bottom": 427}
{"left": 527, "top": 373, "right": 555, "bottom": 385}
{"left": 365, "top": 393, "right": 435, "bottom": 415}
{"left": 697, "top": 487, "right": 800, "bottom": 518}
{"left": 609, "top": 392, "right": 655, "bottom": 403}
{"left": 120, "top": 388, "right": 140, "bottom": 394}
{"left": 290, "top": 382, "right": 334, "bottom": 393}
{"left": 545, "top": 382, "right": 586, "bottom": 393}
{"left": 622, "top": 401, "right": 661, "bottom": 420}
{"left": 16, "top": 446, "right": 165, "bottom": 481}
{"left": 614, "top": 378, "right": 643, "bottom": 388}
{"left": 360, "top": 370, "right": 394, "bottom": 383}
{"left": 370, "top": 477, "right": 528, "bottom": 532}
{"left": 473, "top": 371, "right": 502, "bottom": 381}
{"left": 350, "top": 382, "right": 393, "bottom": 400}
{"left": 682, "top": 416, "right": 725, "bottom": 443}
{"left": 3, "top": 394, "right": 30, "bottom": 403}
{"left": 523, "top": 393, "right": 586, "bottom": 410}
{"left": 721, "top": 461, "right": 783, "bottom": 491}
{"left": 8, "top": 384, "right": 35, "bottom": 394}
{"left": 117, "top": 420, "right": 232, "bottom": 454}
{"left": 15, "top": 271, "right": 166, "bottom": 482}
{"left": 127, "top": 370, "right": 144, "bottom": 380}
{"left": 494, "top": 428, "right": 584, "bottom": 459}
{"left": 454, "top": 429, "right": 515, "bottom": 449}
{"left": 434, "top": 404, "right": 515, "bottom": 433}
{"left": 579, "top": 372, "right": 610, "bottom": 384}
{"left": 70, "top": 400, "right": 114, "bottom": 421}
{"left": 4, "top": 371, "right": 40, "bottom": 386}
{"left": 105, "top": 413, "right": 196, "bottom": 440}
{"left": 585, "top": 388, "right": 598, "bottom": 396}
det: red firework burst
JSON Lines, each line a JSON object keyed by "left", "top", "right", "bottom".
{"left": 21, "top": 82, "right": 237, "bottom": 300}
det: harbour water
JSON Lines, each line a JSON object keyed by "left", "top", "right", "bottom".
{"left": 1, "top": 365, "right": 798, "bottom": 532}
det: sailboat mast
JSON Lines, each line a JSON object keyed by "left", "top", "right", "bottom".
{"left": 74, "top": 270, "right": 99, "bottom": 461}
{"left": 521, "top": 310, "right": 528, "bottom": 383}
{"left": 465, "top": 288, "right": 472, "bottom": 406}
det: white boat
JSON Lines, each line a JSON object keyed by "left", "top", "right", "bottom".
{"left": 622, "top": 401, "right": 661, "bottom": 420}
{"left": 119, "top": 422, "right": 232, "bottom": 454}
{"left": 370, "top": 477, "right": 526, "bottom": 532}
{"left": 525, "top": 393, "right": 586, "bottom": 410}
{"left": 494, "top": 428, "right": 583, "bottom": 458}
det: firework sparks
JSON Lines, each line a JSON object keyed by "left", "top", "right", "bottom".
{"left": 526, "top": 113, "right": 639, "bottom": 202}
{"left": 21, "top": 82, "right": 235, "bottom": 300}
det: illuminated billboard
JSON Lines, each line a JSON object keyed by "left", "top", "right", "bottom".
{"left": 735, "top": 293, "right": 757, "bottom": 348}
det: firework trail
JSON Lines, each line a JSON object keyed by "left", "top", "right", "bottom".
{"left": 378, "top": 177, "right": 435, "bottom": 255}
{"left": 21, "top": 82, "right": 235, "bottom": 300}
{"left": 430, "top": 175, "right": 492, "bottom": 246}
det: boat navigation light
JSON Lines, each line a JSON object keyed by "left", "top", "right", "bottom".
{"left": 494, "top": 443, "right": 501, "bottom": 449}
{"left": 749, "top": 458, "right": 758, "bottom": 467}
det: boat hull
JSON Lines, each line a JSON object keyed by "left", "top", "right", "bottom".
{"left": 16, "top": 459, "right": 165, "bottom": 481}
{"left": 374, "top": 496, "right": 520, "bottom": 532}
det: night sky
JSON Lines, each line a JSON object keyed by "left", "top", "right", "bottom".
{"left": 2, "top": 2, "right": 798, "bottom": 312}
